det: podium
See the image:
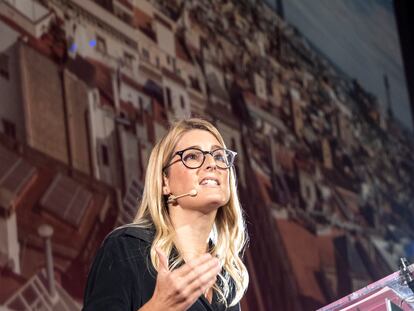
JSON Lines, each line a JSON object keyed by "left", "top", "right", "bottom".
{"left": 318, "top": 262, "right": 414, "bottom": 311}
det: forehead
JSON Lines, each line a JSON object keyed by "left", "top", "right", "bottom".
{"left": 175, "top": 129, "right": 222, "bottom": 150}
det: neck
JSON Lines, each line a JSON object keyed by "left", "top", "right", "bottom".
{"left": 169, "top": 207, "right": 217, "bottom": 262}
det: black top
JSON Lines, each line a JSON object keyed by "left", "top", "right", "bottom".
{"left": 82, "top": 225, "right": 240, "bottom": 311}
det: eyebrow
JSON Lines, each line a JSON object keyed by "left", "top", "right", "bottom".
{"left": 185, "top": 144, "right": 223, "bottom": 150}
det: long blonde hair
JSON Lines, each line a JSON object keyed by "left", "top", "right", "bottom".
{"left": 133, "top": 118, "right": 249, "bottom": 306}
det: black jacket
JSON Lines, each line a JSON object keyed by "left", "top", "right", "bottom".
{"left": 82, "top": 225, "right": 241, "bottom": 311}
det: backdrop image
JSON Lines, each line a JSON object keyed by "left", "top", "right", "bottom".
{"left": 0, "top": 0, "right": 413, "bottom": 310}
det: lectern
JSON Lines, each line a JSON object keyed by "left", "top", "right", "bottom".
{"left": 318, "top": 259, "right": 414, "bottom": 311}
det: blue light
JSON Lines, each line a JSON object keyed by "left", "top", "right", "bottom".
{"left": 405, "top": 242, "right": 414, "bottom": 260}
{"left": 69, "top": 42, "right": 77, "bottom": 53}
{"left": 89, "top": 39, "right": 97, "bottom": 48}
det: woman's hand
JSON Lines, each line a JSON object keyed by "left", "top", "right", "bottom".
{"left": 140, "top": 248, "right": 221, "bottom": 311}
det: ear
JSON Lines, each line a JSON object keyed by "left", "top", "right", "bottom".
{"left": 162, "top": 173, "right": 171, "bottom": 195}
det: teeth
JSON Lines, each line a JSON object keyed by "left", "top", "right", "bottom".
{"left": 201, "top": 179, "right": 218, "bottom": 185}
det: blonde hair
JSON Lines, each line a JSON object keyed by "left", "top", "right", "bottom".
{"left": 133, "top": 118, "right": 249, "bottom": 306}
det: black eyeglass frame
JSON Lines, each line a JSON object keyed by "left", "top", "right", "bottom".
{"left": 163, "top": 147, "right": 237, "bottom": 171}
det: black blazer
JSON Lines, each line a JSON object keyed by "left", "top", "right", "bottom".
{"left": 82, "top": 225, "right": 241, "bottom": 311}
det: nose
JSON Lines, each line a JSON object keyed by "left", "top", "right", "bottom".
{"left": 203, "top": 152, "right": 217, "bottom": 170}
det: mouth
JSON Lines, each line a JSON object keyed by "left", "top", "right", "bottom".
{"left": 199, "top": 177, "right": 220, "bottom": 186}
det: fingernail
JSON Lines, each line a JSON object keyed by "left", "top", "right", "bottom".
{"left": 155, "top": 247, "right": 163, "bottom": 256}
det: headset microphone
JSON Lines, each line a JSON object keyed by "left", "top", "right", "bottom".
{"left": 167, "top": 189, "right": 198, "bottom": 204}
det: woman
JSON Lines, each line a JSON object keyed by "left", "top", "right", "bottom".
{"left": 83, "top": 118, "right": 249, "bottom": 310}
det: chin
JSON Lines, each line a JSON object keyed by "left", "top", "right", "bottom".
{"left": 198, "top": 195, "right": 228, "bottom": 210}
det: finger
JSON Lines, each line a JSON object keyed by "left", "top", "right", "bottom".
{"left": 155, "top": 247, "right": 169, "bottom": 272}
{"left": 169, "top": 260, "right": 220, "bottom": 309}
{"left": 206, "top": 273, "right": 218, "bottom": 290}
{"left": 174, "top": 253, "right": 213, "bottom": 278}
{"left": 194, "top": 262, "right": 220, "bottom": 290}
{"left": 185, "top": 276, "right": 216, "bottom": 307}
{"left": 184, "top": 274, "right": 217, "bottom": 302}
{"left": 181, "top": 261, "right": 221, "bottom": 298}
{"left": 179, "top": 257, "right": 220, "bottom": 286}
{"left": 179, "top": 279, "right": 216, "bottom": 311}
{"left": 168, "top": 256, "right": 218, "bottom": 301}
{"left": 206, "top": 277, "right": 217, "bottom": 292}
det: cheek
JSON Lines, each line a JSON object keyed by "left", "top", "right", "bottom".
{"left": 170, "top": 167, "right": 197, "bottom": 192}
{"left": 223, "top": 173, "right": 231, "bottom": 199}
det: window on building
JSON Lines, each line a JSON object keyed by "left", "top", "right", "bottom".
{"left": 306, "top": 185, "right": 311, "bottom": 198}
{"left": 200, "top": 37, "right": 208, "bottom": 50}
{"left": 137, "top": 95, "right": 142, "bottom": 110}
{"left": 116, "top": 10, "right": 132, "bottom": 24}
{"left": 155, "top": 56, "right": 160, "bottom": 68}
{"left": 138, "top": 145, "right": 143, "bottom": 179}
{"left": 172, "top": 58, "right": 176, "bottom": 70}
{"left": 123, "top": 51, "right": 134, "bottom": 69}
{"left": 101, "top": 144, "right": 109, "bottom": 166}
{"left": 165, "top": 87, "right": 172, "bottom": 109}
{"left": 0, "top": 53, "right": 10, "bottom": 80}
{"left": 2, "top": 119, "right": 16, "bottom": 139}
{"left": 180, "top": 95, "right": 185, "bottom": 109}
{"left": 231, "top": 137, "right": 240, "bottom": 176}
{"left": 96, "top": 35, "right": 107, "bottom": 53}
{"left": 231, "top": 137, "right": 237, "bottom": 151}
{"left": 189, "top": 76, "right": 201, "bottom": 91}
{"left": 142, "top": 48, "right": 150, "bottom": 61}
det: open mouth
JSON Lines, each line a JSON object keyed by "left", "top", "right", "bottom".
{"left": 200, "top": 178, "right": 220, "bottom": 186}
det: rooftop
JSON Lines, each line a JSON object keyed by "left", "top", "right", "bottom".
{"left": 0, "top": 140, "right": 117, "bottom": 300}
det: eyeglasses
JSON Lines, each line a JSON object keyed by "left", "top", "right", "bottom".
{"left": 163, "top": 147, "right": 237, "bottom": 170}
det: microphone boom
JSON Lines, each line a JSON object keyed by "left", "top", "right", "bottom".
{"left": 167, "top": 189, "right": 198, "bottom": 203}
